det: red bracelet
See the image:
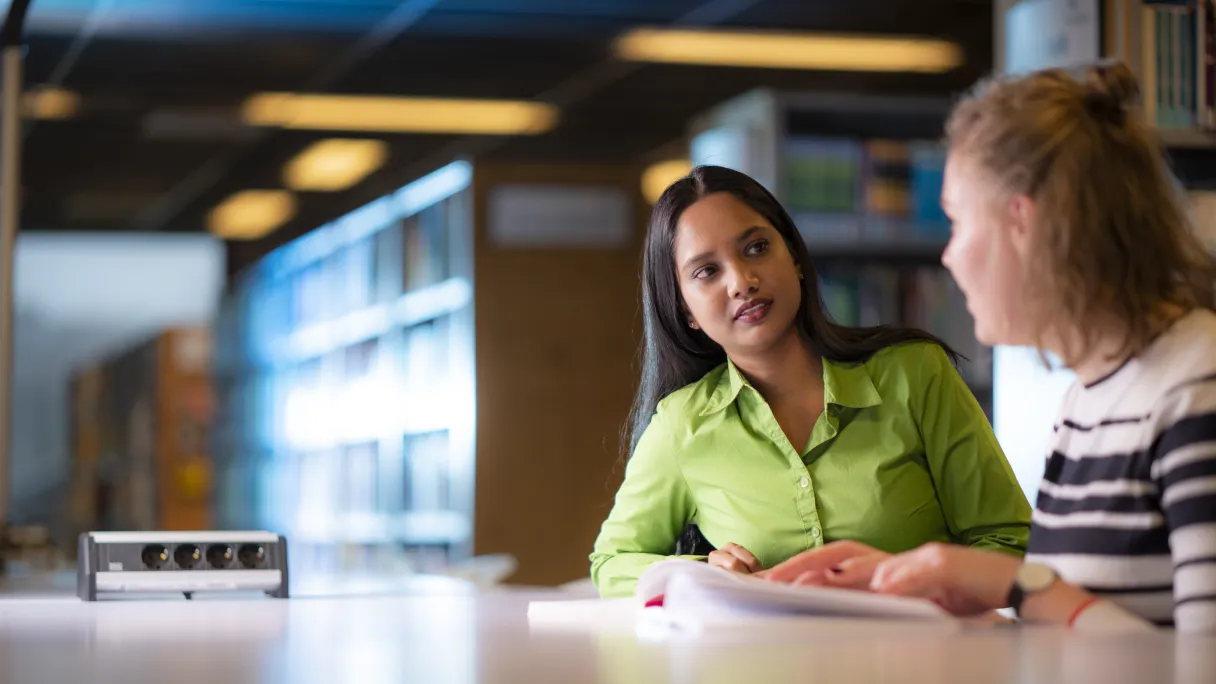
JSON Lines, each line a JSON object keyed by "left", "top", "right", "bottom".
{"left": 1067, "top": 597, "right": 1102, "bottom": 628}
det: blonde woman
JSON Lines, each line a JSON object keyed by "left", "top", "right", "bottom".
{"left": 764, "top": 63, "right": 1216, "bottom": 634}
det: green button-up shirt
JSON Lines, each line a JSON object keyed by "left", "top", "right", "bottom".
{"left": 590, "top": 342, "right": 1032, "bottom": 598}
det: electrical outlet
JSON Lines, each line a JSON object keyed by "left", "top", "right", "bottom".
{"left": 77, "top": 531, "right": 289, "bottom": 601}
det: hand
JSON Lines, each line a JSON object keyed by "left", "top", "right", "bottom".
{"left": 867, "top": 543, "right": 1021, "bottom": 616}
{"left": 758, "top": 540, "right": 889, "bottom": 588}
{"left": 707, "top": 543, "right": 763, "bottom": 574}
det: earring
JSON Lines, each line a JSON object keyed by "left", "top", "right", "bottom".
{"left": 798, "top": 271, "right": 804, "bottom": 281}
{"left": 688, "top": 320, "right": 700, "bottom": 330}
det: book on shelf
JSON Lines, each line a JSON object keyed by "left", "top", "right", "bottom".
{"left": 404, "top": 201, "right": 452, "bottom": 292}
{"left": 819, "top": 266, "right": 991, "bottom": 391}
{"left": 905, "top": 270, "right": 992, "bottom": 389}
{"left": 863, "top": 139, "right": 911, "bottom": 218}
{"left": 343, "top": 442, "right": 379, "bottom": 517}
{"left": 1140, "top": 0, "right": 1215, "bottom": 131}
{"left": 783, "top": 137, "right": 863, "bottom": 217}
{"left": 406, "top": 430, "right": 452, "bottom": 513}
{"left": 783, "top": 136, "right": 949, "bottom": 246}
{"left": 342, "top": 237, "right": 374, "bottom": 313}
{"left": 909, "top": 141, "right": 949, "bottom": 228}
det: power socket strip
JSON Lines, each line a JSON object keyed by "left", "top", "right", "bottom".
{"left": 77, "top": 531, "right": 288, "bottom": 601}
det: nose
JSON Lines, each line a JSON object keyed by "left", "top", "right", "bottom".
{"left": 940, "top": 236, "right": 956, "bottom": 272}
{"left": 725, "top": 261, "right": 760, "bottom": 299}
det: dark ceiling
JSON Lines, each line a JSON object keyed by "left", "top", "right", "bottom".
{"left": 12, "top": 0, "right": 995, "bottom": 271}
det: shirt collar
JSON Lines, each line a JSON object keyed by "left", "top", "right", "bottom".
{"left": 700, "top": 356, "right": 882, "bottom": 416}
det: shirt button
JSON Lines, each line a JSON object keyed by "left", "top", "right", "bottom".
{"left": 811, "top": 527, "right": 821, "bottom": 538}
{"left": 799, "top": 477, "right": 809, "bottom": 488}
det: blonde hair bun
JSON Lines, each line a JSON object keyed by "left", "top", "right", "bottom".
{"left": 1083, "top": 61, "right": 1139, "bottom": 125}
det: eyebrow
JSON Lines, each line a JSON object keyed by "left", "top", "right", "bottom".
{"left": 681, "top": 226, "right": 765, "bottom": 271}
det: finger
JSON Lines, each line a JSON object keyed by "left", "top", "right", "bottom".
{"left": 824, "top": 554, "right": 884, "bottom": 589}
{"left": 764, "top": 542, "right": 875, "bottom": 583}
{"left": 767, "top": 543, "right": 870, "bottom": 583}
{"left": 793, "top": 570, "right": 827, "bottom": 587}
{"left": 726, "top": 545, "right": 763, "bottom": 573}
{"left": 870, "top": 555, "right": 944, "bottom": 600}
{"left": 708, "top": 552, "right": 749, "bottom": 574}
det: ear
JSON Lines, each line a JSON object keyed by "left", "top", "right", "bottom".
{"left": 1005, "top": 193, "right": 1037, "bottom": 255}
{"left": 681, "top": 301, "right": 700, "bottom": 330}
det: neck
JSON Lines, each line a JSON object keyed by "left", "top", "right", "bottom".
{"left": 730, "top": 328, "right": 822, "bottom": 399}
{"left": 1048, "top": 304, "right": 1186, "bottom": 385}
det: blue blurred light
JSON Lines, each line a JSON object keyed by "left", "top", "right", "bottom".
{"left": 13, "top": 0, "right": 398, "bottom": 34}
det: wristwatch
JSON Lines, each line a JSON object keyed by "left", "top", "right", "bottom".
{"left": 1006, "top": 563, "right": 1059, "bottom": 616}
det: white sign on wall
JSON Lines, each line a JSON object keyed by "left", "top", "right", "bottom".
{"left": 488, "top": 184, "right": 632, "bottom": 248}
{"left": 1004, "top": 0, "right": 1101, "bottom": 75}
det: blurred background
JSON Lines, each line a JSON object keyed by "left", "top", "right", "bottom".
{"left": 1, "top": 0, "right": 1214, "bottom": 590}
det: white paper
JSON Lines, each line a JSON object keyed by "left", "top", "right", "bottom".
{"left": 638, "top": 559, "right": 955, "bottom": 624}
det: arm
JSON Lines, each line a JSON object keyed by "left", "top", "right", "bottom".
{"left": 867, "top": 542, "right": 1155, "bottom": 633}
{"left": 589, "top": 408, "right": 697, "bottom": 598}
{"left": 1152, "top": 384, "right": 1216, "bottom": 634}
{"left": 915, "top": 345, "right": 1032, "bottom": 555}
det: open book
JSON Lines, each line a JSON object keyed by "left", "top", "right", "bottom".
{"left": 637, "top": 559, "right": 954, "bottom": 626}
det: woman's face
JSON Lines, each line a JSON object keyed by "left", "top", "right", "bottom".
{"left": 672, "top": 192, "right": 803, "bottom": 359}
{"left": 940, "top": 153, "right": 1039, "bottom": 347}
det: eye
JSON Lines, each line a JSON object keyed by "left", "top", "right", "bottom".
{"left": 744, "top": 239, "right": 769, "bottom": 256}
{"left": 693, "top": 264, "right": 718, "bottom": 280}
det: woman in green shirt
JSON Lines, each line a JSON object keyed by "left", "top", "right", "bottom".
{"left": 590, "top": 165, "right": 1031, "bottom": 598}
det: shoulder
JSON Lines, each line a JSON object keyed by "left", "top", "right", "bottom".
{"left": 654, "top": 362, "right": 729, "bottom": 422}
{"left": 1136, "top": 310, "right": 1216, "bottom": 422}
{"left": 1140, "top": 309, "right": 1216, "bottom": 381}
{"left": 868, "top": 339, "right": 954, "bottom": 366}
{"left": 1149, "top": 371, "right": 1216, "bottom": 451}
{"left": 633, "top": 364, "right": 729, "bottom": 460}
{"left": 862, "top": 340, "right": 956, "bottom": 387}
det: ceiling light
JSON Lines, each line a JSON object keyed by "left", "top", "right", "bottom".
{"left": 284, "top": 138, "right": 388, "bottom": 192}
{"left": 642, "top": 159, "right": 692, "bottom": 205}
{"left": 23, "top": 86, "right": 80, "bottom": 119}
{"left": 615, "top": 28, "right": 963, "bottom": 73}
{"left": 208, "top": 190, "right": 296, "bottom": 240}
{"left": 242, "top": 93, "right": 559, "bottom": 135}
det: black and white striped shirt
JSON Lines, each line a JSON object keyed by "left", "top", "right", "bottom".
{"left": 1026, "top": 309, "right": 1216, "bottom": 633}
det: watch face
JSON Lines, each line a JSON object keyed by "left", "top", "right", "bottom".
{"left": 1018, "top": 563, "right": 1058, "bottom": 592}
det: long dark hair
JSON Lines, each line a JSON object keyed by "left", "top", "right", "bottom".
{"left": 626, "top": 164, "right": 959, "bottom": 456}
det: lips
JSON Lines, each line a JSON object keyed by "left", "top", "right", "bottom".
{"left": 734, "top": 299, "right": 772, "bottom": 323}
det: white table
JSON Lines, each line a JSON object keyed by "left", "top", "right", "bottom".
{"left": 2, "top": 574, "right": 1215, "bottom": 684}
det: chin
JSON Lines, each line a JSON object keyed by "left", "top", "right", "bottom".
{"left": 974, "top": 318, "right": 1029, "bottom": 348}
{"left": 972, "top": 319, "right": 1000, "bottom": 347}
{"left": 732, "top": 318, "right": 796, "bottom": 354}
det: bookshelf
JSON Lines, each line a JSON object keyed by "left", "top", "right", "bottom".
{"left": 212, "top": 161, "right": 477, "bottom": 578}
{"left": 213, "top": 160, "right": 644, "bottom": 586}
{"left": 686, "top": 89, "right": 994, "bottom": 409}
{"left": 67, "top": 328, "right": 215, "bottom": 538}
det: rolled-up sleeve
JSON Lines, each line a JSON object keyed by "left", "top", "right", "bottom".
{"left": 916, "top": 346, "right": 1032, "bottom": 556}
{"left": 590, "top": 408, "right": 697, "bottom": 598}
